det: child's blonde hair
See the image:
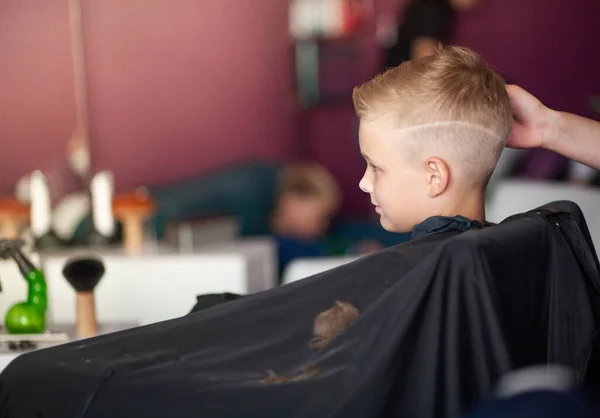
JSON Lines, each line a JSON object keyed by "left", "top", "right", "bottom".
{"left": 352, "top": 46, "right": 513, "bottom": 186}
{"left": 279, "top": 163, "right": 341, "bottom": 215}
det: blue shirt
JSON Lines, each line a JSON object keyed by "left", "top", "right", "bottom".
{"left": 275, "top": 235, "right": 327, "bottom": 281}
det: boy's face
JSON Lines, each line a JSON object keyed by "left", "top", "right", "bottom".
{"left": 279, "top": 193, "right": 331, "bottom": 239}
{"left": 358, "top": 121, "right": 431, "bottom": 233}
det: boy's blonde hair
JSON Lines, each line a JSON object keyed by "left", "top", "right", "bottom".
{"left": 352, "top": 46, "right": 512, "bottom": 186}
{"left": 279, "top": 163, "right": 341, "bottom": 215}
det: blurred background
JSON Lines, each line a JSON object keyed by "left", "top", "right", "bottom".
{"left": 0, "top": 0, "right": 599, "bottom": 335}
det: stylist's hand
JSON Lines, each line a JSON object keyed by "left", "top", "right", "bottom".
{"left": 505, "top": 85, "right": 555, "bottom": 150}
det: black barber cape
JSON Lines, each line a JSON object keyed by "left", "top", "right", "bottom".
{"left": 1, "top": 201, "right": 599, "bottom": 418}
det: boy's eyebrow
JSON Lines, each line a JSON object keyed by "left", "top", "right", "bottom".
{"left": 361, "top": 153, "right": 373, "bottom": 162}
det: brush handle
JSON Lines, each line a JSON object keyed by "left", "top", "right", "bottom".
{"left": 122, "top": 215, "right": 145, "bottom": 254}
{"left": 76, "top": 291, "right": 97, "bottom": 338}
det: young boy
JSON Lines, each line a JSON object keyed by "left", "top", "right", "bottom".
{"left": 269, "top": 163, "right": 341, "bottom": 277}
{"left": 353, "top": 46, "right": 513, "bottom": 233}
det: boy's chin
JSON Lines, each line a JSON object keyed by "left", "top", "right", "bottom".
{"left": 379, "top": 216, "right": 412, "bottom": 234}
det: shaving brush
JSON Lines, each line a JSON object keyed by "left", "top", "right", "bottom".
{"left": 62, "top": 257, "right": 105, "bottom": 338}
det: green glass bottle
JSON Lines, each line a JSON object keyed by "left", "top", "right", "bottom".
{"left": 4, "top": 249, "right": 48, "bottom": 334}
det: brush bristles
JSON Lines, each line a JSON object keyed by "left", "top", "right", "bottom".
{"left": 62, "top": 258, "right": 105, "bottom": 292}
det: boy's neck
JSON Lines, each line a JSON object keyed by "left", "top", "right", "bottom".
{"left": 438, "top": 191, "right": 486, "bottom": 223}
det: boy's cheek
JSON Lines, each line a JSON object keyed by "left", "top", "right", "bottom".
{"left": 299, "top": 215, "right": 329, "bottom": 237}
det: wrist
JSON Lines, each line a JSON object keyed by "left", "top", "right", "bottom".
{"left": 541, "top": 108, "right": 562, "bottom": 150}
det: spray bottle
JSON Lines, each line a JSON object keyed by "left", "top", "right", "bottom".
{"left": 0, "top": 240, "right": 47, "bottom": 334}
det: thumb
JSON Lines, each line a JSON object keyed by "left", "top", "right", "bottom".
{"left": 506, "top": 85, "right": 541, "bottom": 125}
{"left": 506, "top": 120, "right": 530, "bottom": 149}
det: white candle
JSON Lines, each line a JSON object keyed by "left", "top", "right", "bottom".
{"left": 30, "top": 171, "right": 51, "bottom": 237}
{"left": 91, "top": 171, "right": 115, "bottom": 237}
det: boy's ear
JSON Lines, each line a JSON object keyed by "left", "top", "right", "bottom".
{"left": 424, "top": 157, "right": 450, "bottom": 197}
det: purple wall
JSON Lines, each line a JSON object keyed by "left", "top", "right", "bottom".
{"left": 452, "top": 0, "right": 599, "bottom": 119}
{"left": 0, "top": 1, "right": 76, "bottom": 192}
{"left": 83, "top": 0, "right": 295, "bottom": 190}
{"left": 0, "top": 0, "right": 295, "bottom": 194}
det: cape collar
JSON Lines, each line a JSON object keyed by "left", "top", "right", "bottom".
{"left": 410, "top": 215, "right": 486, "bottom": 239}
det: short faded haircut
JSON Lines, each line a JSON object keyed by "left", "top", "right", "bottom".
{"left": 352, "top": 46, "right": 513, "bottom": 186}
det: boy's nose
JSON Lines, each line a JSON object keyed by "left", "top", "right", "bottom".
{"left": 359, "top": 172, "right": 372, "bottom": 194}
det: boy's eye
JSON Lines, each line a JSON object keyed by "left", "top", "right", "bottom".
{"left": 368, "top": 163, "right": 379, "bottom": 172}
